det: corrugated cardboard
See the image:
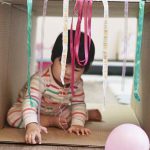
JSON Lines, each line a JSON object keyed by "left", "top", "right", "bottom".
{"left": 0, "top": 104, "right": 139, "bottom": 147}
{"left": 0, "top": 0, "right": 150, "bottom": 147}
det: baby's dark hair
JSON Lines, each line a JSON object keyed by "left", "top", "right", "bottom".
{"left": 51, "top": 30, "right": 95, "bottom": 72}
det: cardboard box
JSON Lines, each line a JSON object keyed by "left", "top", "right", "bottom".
{"left": 0, "top": 0, "right": 150, "bottom": 148}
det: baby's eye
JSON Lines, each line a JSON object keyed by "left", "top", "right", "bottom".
{"left": 75, "top": 69, "right": 79, "bottom": 72}
{"left": 75, "top": 68, "right": 81, "bottom": 72}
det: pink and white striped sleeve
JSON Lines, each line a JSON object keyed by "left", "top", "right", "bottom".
{"left": 22, "top": 74, "right": 45, "bottom": 127}
{"left": 71, "top": 79, "right": 87, "bottom": 127}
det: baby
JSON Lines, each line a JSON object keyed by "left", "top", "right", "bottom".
{"left": 7, "top": 30, "right": 101, "bottom": 144}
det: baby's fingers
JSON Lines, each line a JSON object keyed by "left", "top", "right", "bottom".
{"left": 31, "top": 133, "right": 37, "bottom": 144}
{"left": 84, "top": 128, "right": 91, "bottom": 135}
{"left": 25, "top": 134, "right": 30, "bottom": 144}
{"left": 36, "top": 133, "right": 42, "bottom": 144}
{"left": 26, "top": 133, "right": 38, "bottom": 144}
{"left": 69, "top": 128, "right": 80, "bottom": 136}
{"left": 40, "top": 126, "right": 48, "bottom": 134}
{"left": 68, "top": 127, "right": 73, "bottom": 134}
{"left": 80, "top": 128, "right": 85, "bottom": 135}
{"left": 75, "top": 129, "right": 80, "bottom": 136}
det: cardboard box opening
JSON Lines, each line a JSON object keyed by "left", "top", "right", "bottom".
{"left": 0, "top": 0, "right": 150, "bottom": 148}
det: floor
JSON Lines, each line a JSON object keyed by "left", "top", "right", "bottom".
{"left": 83, "top": 75, "right": 133, "bottom": 105}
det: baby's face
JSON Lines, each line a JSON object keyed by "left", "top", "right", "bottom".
{"left": 52, "top": 57, "right": 84, "bottom": 85}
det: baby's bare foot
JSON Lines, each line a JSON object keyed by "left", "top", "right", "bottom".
{"left": 88, "top": 109, "right": 102, "bottom": 121}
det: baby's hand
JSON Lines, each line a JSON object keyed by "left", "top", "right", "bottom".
{"left": 68, "top": 125, "right": 91, "bottom": 136}
{"left": 25, "top": 123, "right": 48, "bottom": 144}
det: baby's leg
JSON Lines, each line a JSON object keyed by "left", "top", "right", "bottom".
{"left": 40, "top": 105, "right": 71, "bottom": 130}
{"left": 7, "top": 103, "right": 24, "bottom": 128}
{"left": 87, "top": 109, "right": 102, "bottom": 122}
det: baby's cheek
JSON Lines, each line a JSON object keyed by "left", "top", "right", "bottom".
{"left": 74, "top": 76, "right": 80, "bottom": 82}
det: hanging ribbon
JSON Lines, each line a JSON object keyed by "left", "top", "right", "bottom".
{"left": 134, "top": 0, "right": 145, "bottom": 102}
{"left": 60, "top": 0, "right": 69, "bottom": 85}
{"left": 37, "top": 0, "right": 48, "bottom": 124}
{"left": 102, "top": 0, "right": 109, "bottom": 105}
{"left": 70, "top": 0, "right": 92, "bottom": 95}
{"left": 27, "top": 0, "right": 33, "bottom": 107}
{"left": 121, "top": 0, "right": 128, "bottom": 91}
{"left": 39, "top": 0, "right": 48, "bottom": 75}
{"left": 70, "top": 0, "right": 84, "bottom": 95}
{"left": 74, "top": 0, "right": 92, "bottom": 66}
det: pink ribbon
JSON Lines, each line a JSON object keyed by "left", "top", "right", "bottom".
{"left": 70, "top": 0, "right": 93, "bottom": 95}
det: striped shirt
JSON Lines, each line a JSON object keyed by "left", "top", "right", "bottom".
{"left": 8, "top": 65, "right": 86, "bottom": 127}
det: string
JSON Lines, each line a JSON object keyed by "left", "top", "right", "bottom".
{"left": 58, "top": 103, "right": 68, "bottom": 133}
{"left": 121, "top": 0, "right": 128, "bottom": 91}
{"left": 37, "top": 0, "right": 48, "bottom": 125}
{"left": 133, "top": 0, "right": 145, "bottom": 101}
{"left": 27, "top": 0, "right": 33, "bottom": 107}
{"left": 60, "top": 0, "right": 69, "bottom": 85}
{"left": 102, "top": 0, "right": 109, "bottom": 106}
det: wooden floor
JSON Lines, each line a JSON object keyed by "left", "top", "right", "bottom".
{"left": 0, "top": 144, "right": 104, "bottom": 150}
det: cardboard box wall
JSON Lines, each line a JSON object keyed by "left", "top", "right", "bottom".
{"left": 0, "top": 0, "right": 150, "bottom": 146}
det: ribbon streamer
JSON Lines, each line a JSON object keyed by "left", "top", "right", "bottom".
{"left": 37, "top": 0, "right": 48, "bottom": 124}
{"left": 27, "top": 0, "right": 33, "bottom": 107}
{"left": 74, "top": 0, "right": 92, "bottom": 66}
{"left": 134, "top": 0, "right": 145, "bottom": 101}
{"left": 39, "top": 0, "right": 48, "bottom": 76}
{"left": 70, "top": 0, "right": 92, "bottom": 95}
{"left": 121, "top": 0, "right": 128, "bottom": 91}
{"left": 60, "top": 0, "right": 69, "bottom": 85}
{"left": 59, "top": 0, "right": 69, "bottom": 131}
{"left": 102, "top": 0, "right": 109, "bottom": 106}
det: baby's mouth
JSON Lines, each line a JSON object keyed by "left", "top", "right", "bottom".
{"left": 64, "top": 77, "right": 70, "bottom": 82}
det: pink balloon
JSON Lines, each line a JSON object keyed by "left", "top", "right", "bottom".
{"left": 105, "top": 124, "right": 150, "bottom": 150}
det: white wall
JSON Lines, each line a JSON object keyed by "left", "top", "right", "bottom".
{"left": 35, "top": 17, "right": 137, "bottom": 61}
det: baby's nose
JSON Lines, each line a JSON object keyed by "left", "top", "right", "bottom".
{"left": 65, "top": 65, "right": 72, "bottom": 75}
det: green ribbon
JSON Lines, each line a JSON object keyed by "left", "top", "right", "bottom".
{"left": 27, "top": 0, "right": 33, "bottom": 107}
{"left": 134, "top": 0, "right": 145, "bottom": 102}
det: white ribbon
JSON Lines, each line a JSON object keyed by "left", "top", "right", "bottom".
{"left": 102, "top": 0, "right": 109, "bottom": 105}
{"left": 38, "top": 0, "right": 48, "bottom": 124}
{"left": 61, "top": 0, "right": 69, "bottom": 85}
{"left": 121, "top": 0, "right": 128, "bottom": 91}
